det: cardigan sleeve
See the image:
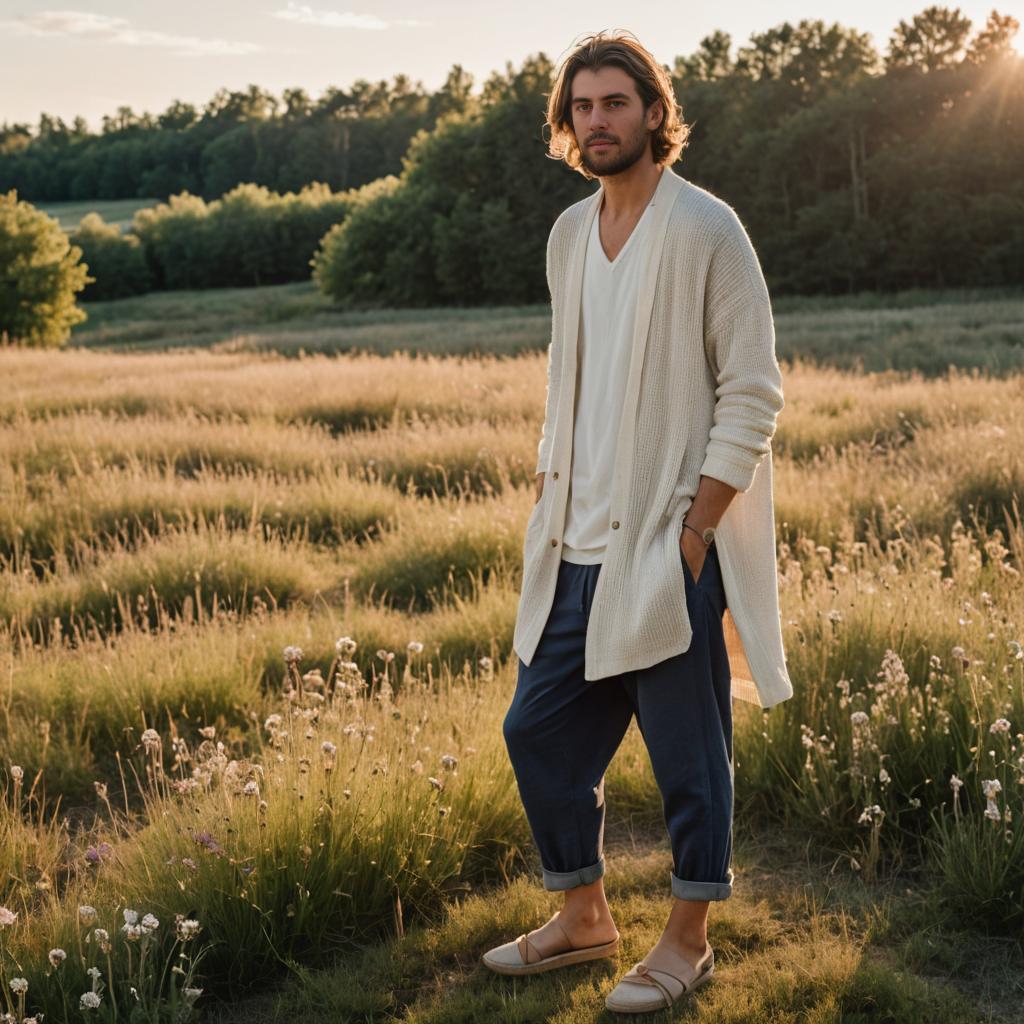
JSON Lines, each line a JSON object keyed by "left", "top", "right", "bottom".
{"left": 698, "top": 210, "right": 785, "bottom": 493}
{"left": 535, "top": 227, "right": 561, "bottom": 475}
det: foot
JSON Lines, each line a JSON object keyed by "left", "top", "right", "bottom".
{"left": 631, "top": 936, "right": 709, "bottom": 983}
{"left": 519, "top": 908, "right": 619, "bottom": 963}
{"left": 482, "top": 907, "right": 621, "bottom": 975}
{"left": 605, "top": 939, "right": 714, "bottom": 1013}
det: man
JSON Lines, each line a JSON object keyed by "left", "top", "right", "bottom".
{"left": 482, "top": 30, "right": 792, "bottom": 1014}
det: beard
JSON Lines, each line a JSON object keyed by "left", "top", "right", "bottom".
{"left": 577, "top": 122, "right": 651, "bottom": 177}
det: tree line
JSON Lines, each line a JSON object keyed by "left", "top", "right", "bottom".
{"left": 0, "top": 5, "right": 1021, "bottom": 333}
{"left": 0, "top": 70, "right": 476, "bottom": 203}
{"left": 315, "top": 7, "right": 1023, "bottom": 303}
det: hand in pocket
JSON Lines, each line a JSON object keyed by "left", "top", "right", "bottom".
{"left": 679, "top": 530, "right": 708, "bottom": 587}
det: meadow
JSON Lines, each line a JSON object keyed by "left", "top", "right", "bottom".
{"left": 37, "top": 198, "right": 160, "bottom": 234}
{"left": 1, "top": 286, "right": 1023, "bottom": 1023}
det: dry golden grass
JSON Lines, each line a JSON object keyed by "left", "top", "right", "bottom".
{"left": 1, "top": 328, "right": 1022, "bottom": 1023}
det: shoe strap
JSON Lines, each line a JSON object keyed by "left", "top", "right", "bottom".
{"left": 626, "top": 950, "right": 712, "bottom": 1004}
{"left": 633, "top": 964, "right": 677, "bottom": 1008}
{"left": 519, "top": 923, "right": 568, "bottom": 965}
{"left": 554, "top": 916, "right": 575, "bottom": 951}
{"left": 517, "top": 933, "right": 539, "bottom": 964}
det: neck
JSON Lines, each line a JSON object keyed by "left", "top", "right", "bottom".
{"left": 598, "top": 160, "right": 664, "bottom": 219}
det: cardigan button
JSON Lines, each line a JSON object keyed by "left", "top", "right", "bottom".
{"left": 552, "top": 471, "right": 559, "bottom": 479}
{"left": 611, "top": 520, "right": 619, "bottom": 529}
{"left": 550, "top": 538, "right": 558, "bottom": 546}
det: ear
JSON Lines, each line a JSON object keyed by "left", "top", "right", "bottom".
{"left": 647, "top": 98, "right": 665, "bottom": 132}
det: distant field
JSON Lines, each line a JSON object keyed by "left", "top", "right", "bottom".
{"left": 36, "top": 196, "right": 160, "bottom": 231}
{"left": 2, "top": 298, "right": 1023, "bottom": 1022}
{"left": 69, "top": 279, "right": 1024, "bottom": 374}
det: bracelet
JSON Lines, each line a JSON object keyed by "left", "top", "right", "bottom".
{"left": 682, "top": 521, "right": 709, "bottom": 546}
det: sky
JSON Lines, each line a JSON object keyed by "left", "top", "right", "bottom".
{"left": 1, "top": 0, "right": 1021, "bottom": 131}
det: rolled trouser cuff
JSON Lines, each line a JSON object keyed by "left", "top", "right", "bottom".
{"left": 542, "top": 856, "right": 606, "bottom": 891}
{"left": 670, "top": 868, "right": 733, "bottom": 901}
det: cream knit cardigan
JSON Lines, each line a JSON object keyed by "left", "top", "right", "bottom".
{"left": 512, "top": 165, "right": 793, "bottom": 708}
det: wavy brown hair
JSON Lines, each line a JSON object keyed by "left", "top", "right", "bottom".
{"left": 545, "top": 30, "right": 690, "bottom": 179}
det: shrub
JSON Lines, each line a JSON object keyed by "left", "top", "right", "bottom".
{"left": 0, "top": 190, "right": 91, "bottom": 348}
{"left": 69, "top": 213, "right": 152, "bottom": 301}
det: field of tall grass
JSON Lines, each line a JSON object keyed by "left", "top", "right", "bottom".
{"left": 2, "top": 290, "right": 1023, "bottom": 1022}
{"left": 67, "top": 278, "right": 1024, "bottom": 373}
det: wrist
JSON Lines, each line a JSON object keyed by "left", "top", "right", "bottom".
{"left": 682, "top": 517, "right": 715, "bottom": 546}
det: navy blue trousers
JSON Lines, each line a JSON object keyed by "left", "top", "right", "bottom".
{"left": 503, "top": 540, "right": 734, "bottom": 901}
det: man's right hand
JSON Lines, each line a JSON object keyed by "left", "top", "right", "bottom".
{"left": 535, "top": 471, "right": 545, "bottom": 504}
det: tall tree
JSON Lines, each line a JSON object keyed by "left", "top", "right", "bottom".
{"left": 965, "top": 9, "right": 1021, "bottom": 63}
{"left": 887, "top": 5, "right": 974, "bottom": 71}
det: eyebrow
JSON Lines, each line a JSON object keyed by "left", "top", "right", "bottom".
{"left": 571, "top": 92, "right": 632, "bottom": 105}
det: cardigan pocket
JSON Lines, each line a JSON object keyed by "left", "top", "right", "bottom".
{"left": 524, "top": 483, "right": 549, "bottom": 545}
{"left": 680, "top": 541, "right": 722, "bottom": 597}
{"left": 528, "top": 480, "right": 548, "bottom": 518}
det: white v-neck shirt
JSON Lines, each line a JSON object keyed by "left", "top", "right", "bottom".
{"left": 561, "top": 194, "right": 655, "bottom": 564}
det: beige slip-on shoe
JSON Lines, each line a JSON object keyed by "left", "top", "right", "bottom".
{"left": 482, "top": 916, "right": 621, "bottom": 976}
{"left": 605, "top": 944, "right": 714, "bottom": 1013}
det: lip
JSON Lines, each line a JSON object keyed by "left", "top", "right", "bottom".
{"left": 590, "top": 140, "right": 614, "bottom": 148}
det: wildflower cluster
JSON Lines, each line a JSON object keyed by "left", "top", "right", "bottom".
{"left": 0, "top": 901, "right": 207, "bottom": 1024}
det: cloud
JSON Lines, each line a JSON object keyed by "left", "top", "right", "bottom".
{"left": 271, "top": 3, "right": 428, "bottom": 30}
{"left": 0, "top": 8, "right": 264, "bottom": 55}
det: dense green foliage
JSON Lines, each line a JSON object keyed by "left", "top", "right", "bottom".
{"left": 128, "top": 181, "right": 358, "bottom": 290}
{"left": 314, "top": 12, "right": 1023, "bottom": 305}
{"left": 3, "top": 7, "right": 1021, "bottom": 309}
{"left": 0, "top": 69, "right": 477, "bottom": 201}
{"left": 70, "top": 212, "right": 152, "bottom": 300}
{"left": 0, "top": 190, "right": 90, "bottom": 347}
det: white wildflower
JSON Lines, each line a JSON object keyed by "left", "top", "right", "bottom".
{"left": 857, "top": 804, "right": 885, "bottom": 826}
{"left": 982, "top": 778, "right": 1002, "bottom": 799}
{"left": 121, "top": 912, "right": 143, "bottom": 941}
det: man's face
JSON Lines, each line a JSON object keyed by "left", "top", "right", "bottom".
{"left": 569, "top": 64, "right": 661, "bottom": 178}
